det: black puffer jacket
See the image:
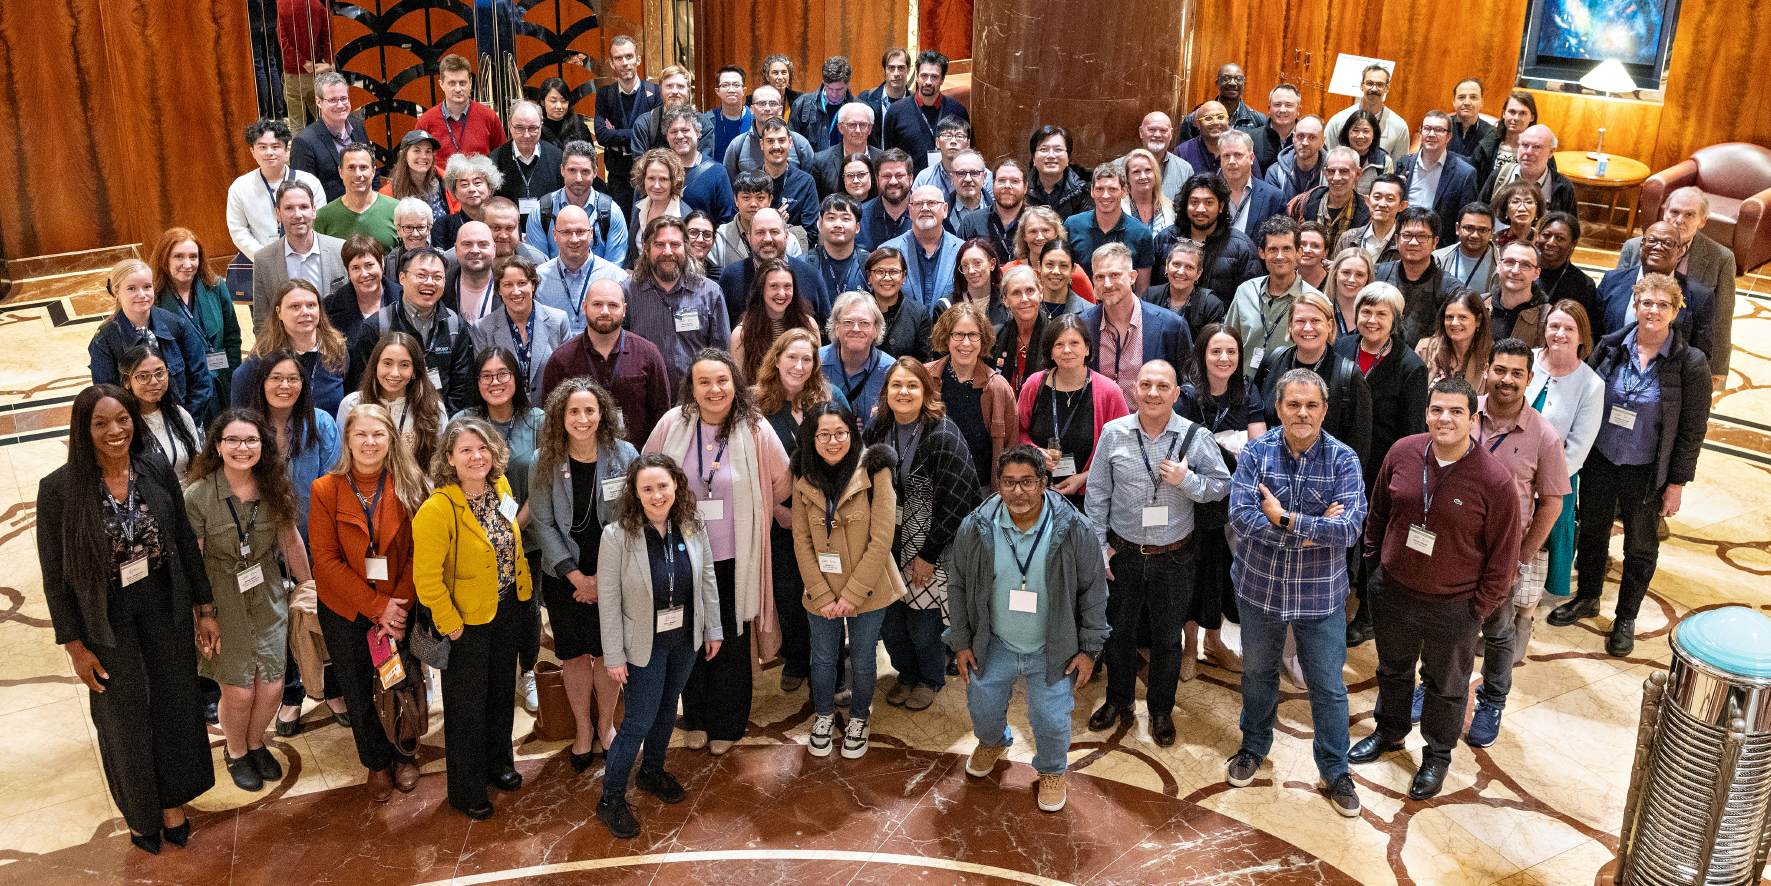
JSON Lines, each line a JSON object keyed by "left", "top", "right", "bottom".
{"left": 1026, "top": 164, "right": 1092, "bottom": 220}
{"left": 1586, "top": 325, "right": 1710, "bottom": 490}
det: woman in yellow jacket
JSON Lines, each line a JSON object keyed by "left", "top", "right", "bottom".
{"left": 413, "top": 416, "right": 533, "bottom": 820}
{"left": 791, "top": 401, "right": 906, "bottom": 760}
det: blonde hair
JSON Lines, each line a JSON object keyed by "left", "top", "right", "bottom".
{"left": 1291, "top": 289, "right": 1336, "bottom": 327}
{"left": 431, "top": 416, "right": 510, "bottom": 489}
{"left": 331, "top": 402, "right": 431, "bottom": 514}
{"left": 257, "top": 279, "right": 349, "bottom": 372}
{"left": 1121, "top": 148, "right": 1173, "bottom": 217}
{"left": 107, "top": 258, "right": 153, "bottom": 302}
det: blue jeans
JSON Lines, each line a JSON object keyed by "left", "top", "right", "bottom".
{"left": 1238, "top": 599, "right": 1351, "bottom": 782}
{"left": 809, "top": 606, "right": 887, "bottom": 720}
{"left": 882, "top": 600, "right": 947, "bottom": 689}
{"left": 965, "top": 637, "right": 1075, "bottom": 775}
{"left": 601, "top": 637, "right": 696, "bottom": 803}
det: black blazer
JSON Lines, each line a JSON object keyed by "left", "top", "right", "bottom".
{"left": 594, "top": 81, "right": 663, "bottom": 175}
{"left": 290, "top": 117, "right": 372, "bottom": 203}
{"left": 38, "top": 454, "right": 213, "bottom": 648}
{"left": 1395, "top": 150, "right": 1480, "bottom": 242}
{"left": 1587, "top": 325, "right": 1711, "bottom": 490}
{"left": 1253, "top": 345, "right": 1374, "bottom": 466}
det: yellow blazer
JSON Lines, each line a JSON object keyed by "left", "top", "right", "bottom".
{"left": 412, "top": 476, "right": 533, "bottom": 636}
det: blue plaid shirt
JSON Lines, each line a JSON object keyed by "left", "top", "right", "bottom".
{"left": 1229, "top": 428, "right": 1367, "bottom": 619}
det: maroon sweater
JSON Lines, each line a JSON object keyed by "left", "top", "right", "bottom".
{"left": 1363, "top": 433, "right": 1522, "bottom": 616}
{"left": 540, "top": 330, "right": 673, "bottom": 446}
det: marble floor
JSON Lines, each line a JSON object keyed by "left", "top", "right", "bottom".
{"left": 0, "top": 249, "right": 1768, "bottom": 886}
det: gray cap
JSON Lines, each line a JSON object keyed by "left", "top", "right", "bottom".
{"left": 401, "top": 129, "right": 442, "bottom": 151}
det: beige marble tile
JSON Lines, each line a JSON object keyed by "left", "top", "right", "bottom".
{"left": 0, "top": 620, "right": 82, "bottom": 718}
{"left": 1401, "top": 807, "right": 1524, "bottom": 886}
{"left": 0, "top": 696, "right": 108, "bottom": 816}
{"left": 1501, "top": 838, "right": 1618, "bottom": 886}
{"left": 0, "top": 790, "right": 121, "bottom": 861}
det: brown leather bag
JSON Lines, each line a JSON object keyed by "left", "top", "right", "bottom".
{"left": 373, "top": 648, "right": 430, "bottom": 756}
{"left": 531, "top": 661, "right": 575, "bottom": 742}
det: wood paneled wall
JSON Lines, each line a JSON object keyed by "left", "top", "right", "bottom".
{"left": 0, "top": 0, "right": 257, "bottom": 260}
{"left": 919, "top": 0, "right": 971, "bottom": 64}
{"left": 693, "top": 0, "right": 909, "bottom": 103}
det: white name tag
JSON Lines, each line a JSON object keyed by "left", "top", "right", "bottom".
{"left": 1249, "top": 347, "right": 1264, "bottom": 370}
{"left": 365, "top": 556, "right": 389, "bottom": 581}
{"left": 927, "top": 151, "right": 943, "bottom": 169}
{"left": 206, "top": 350, "right": 230, "bottom": 371}
{"left": 656, "top": 606, "right": 685, "bottom": 632}
{"left": 1609, "top": 407, "right": 1638, "bottom": 430}
{"left": 674, "top": 311, "right": 701, "bottom": 332}
{"left": 1053, "top": 456, "right": 1077, "bottom": 478}
{"left": 1407, "top": 524, "right": 1437, "bottom": 555}
{"left": 614, "top": 408, "right": 626, "bottom": 430}
{"left": 499, "top": 494, "right": 518, "bottom": 522}
{"left": 1009, "top": 589, "right": 1039, "bottom": 613}
{"left": 121, "top": 555, "right": 149, "bottom": 587}
{"left": 601, "top": 477, "right": 623, "bottom": 502}
{"left": 697, "top": 498, "right": 725, "bottom": 521}
{"left": 427, "top": 369, "right": 442, "bottom": 390}
{"left": 237, "top": 563, "right": 266, "bottom": 594}
{"left": 518, "top": 198, "right": 540, "bottom": 217}
{"left": 1142, "top": 505, "right": 1169, "bottom": 527}
{"left": 817, "top": 552, "right": 842, "bottom": 574}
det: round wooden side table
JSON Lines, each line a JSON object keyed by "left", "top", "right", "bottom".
{"left": 1554, "top": 151, "right": 1652, "bottom": 235}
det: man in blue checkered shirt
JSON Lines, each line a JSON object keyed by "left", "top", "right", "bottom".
{"left": 1223, "top": 367, "right": 1367, "bottom": 818}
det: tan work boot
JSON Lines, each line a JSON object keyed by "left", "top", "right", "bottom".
{"left": 1037, "top": 772, "right": 1067, "bottom": 812}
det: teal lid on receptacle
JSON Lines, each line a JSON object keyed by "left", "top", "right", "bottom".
{"left": 1677, "top": 607, "right": 1771, "bottom": 678}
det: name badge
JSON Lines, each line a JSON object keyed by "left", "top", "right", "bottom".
{"left": 614, "top": 408, "right": 626, "bottom": 430}
{"left": 697, "top": 498, "right": 725, "bottom": 521}
{"left": 206, "top": 350, "right": 230, "bottom": 371}
{"left": 376, "top": 651, "right": 406, "bottom": 690}
{"left": 1142, "top": 505, "right": 1169, "bottom": 527}
{"left": 1407, "top": 524, "right": 1437, "bottom": 555}
{"left": 656, "top": 605, "right": 685, "bottom": 632}
{"left": 499, "top": 494, "right": 519, "bottom": 522}
{"left": 427, "top": 369, "right": 442, "bottom": 390}
{"left": 237, "top": 563, "right": 266, "bottom": 594}
{"left": 1609, "top": 407, "right": 1638, "bottom": 430}
{"left": 518, "top": 197, "right": 540, "bottom": 217}
{"left": 1249, "top": 347, "right": 1265, "bottom": 370}
{"left": 817, "top": 552, "right": 843, "bottom": 574}
{"left": 675, "top": 311, "right": 701, "bottom": 332}
{"left": 365, "top": 556, "right": 390, "bottom": 581}
{"left": 239, "top": 541, "right": 251, "bottom": 558}
{"left": 1009, "top": 589, "right": 1039, "bottom": 613}
{"left": 1053, "top": 456, "right": 1077, "bottom": 478}
{"left": 121, "top": 555, "right": 149, "bottom": 587}
{"left": 927, "top": 151, "right": 943, "bottom": 169}
{"left": 601, "top": 477, "right": 624, "bottom": 502}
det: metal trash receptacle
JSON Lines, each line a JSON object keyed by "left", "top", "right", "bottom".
{"left": 1617, "top": 606, "right": 1771, "bottom": 886}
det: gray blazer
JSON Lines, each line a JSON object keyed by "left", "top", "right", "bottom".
{"left": 251, "top": 234, "right": 347, "bottom": 330}
{"left": 471, "top": 302, "right": 574, "bottom": 403}
{"left": 596, "top": 520, "right": 722, "bottom": 670}
{"left": 1617, "top": 230, "right": 1738, "bottom": 378}
{"left": 528, "top": 438, "right": 639, "bottom": 579}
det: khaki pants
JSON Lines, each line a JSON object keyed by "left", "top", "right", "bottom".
{"left": 283, "top": 72, "right": 317, "bottom": 131}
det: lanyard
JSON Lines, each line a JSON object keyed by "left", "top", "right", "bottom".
{"left": 659, "top": 519, "right": 679, "bottom": 607}
{"left": 824, "top": 496, "right": 839, "bottom": 538}
{"left": 348, "top": 471, "right": 387, "bottom": 554}
{"left": 557, "top": 263, "right": 592, "bottom": 324}
{"left": 1421, "top": 440, "right": 1475, "bottom": 521}
{"left": 148, "top": 416, "right": 182, "bottom": 466}
{"left": 1137, "top": 425, "right": 1180, "bottom": 504}
{"left": 513, "top": 152, "right": 536, "bottom": 196}
{"left": 1258, "top": 294, "right": 1288, "bottom": 349}
{"left": 505, "top": 308, "right": 535, "bottom": 373}
{"left": 1618, "top": 346, "right": 1659, "bottom": 400}
{"left": 890, "top": 420, "right": 920, "bottom": 485}
{"left": 841, "top": 349, "right": 879, "bottom": 404}
{"left": 999, "top": 501, "right": 1051, "bottom": 592}
{"left": 224, "top": 495, "right": 261, "bottom": 557}
{"left": 103, "top": 469, "right": 139, "bottom": 545}
{"left": 1481, "top": 414, "right": 1512, "bottom": 454}
{"left": 1049, "top": 378, "right": 1090, "bottom": 450}
{"left": 1105, "top": 319, "right": 1133, "bottom": 379}
{"left": 439, "top": 111, "right": 467, "bottom": 154}
{"left": 261, "top": 172, "right": 285, "bottom": 236}
{"left": 694, "top": 422, "right": 728, "bottom": 498}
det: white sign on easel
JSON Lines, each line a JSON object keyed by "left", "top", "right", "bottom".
{"left": 1328, "top": 55, "right": 1396, "bottom": 98}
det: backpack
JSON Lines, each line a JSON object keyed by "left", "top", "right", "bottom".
{"left": 536, "top": 191, "right": 614, "bottom": 248}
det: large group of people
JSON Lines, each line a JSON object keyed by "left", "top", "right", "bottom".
{"left": 53, "top": 42, "right": 1723, "bottom": 854}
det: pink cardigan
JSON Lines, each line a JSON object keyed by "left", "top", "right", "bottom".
{"left": 1016, "top": 369, "right": 1130, "bottom": 485}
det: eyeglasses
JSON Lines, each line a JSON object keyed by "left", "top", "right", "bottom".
{"left": 1642, "top": 236, "right": 1679, "bottom": 250}
{"left": 814, "top": 430, "right": 850, "bottom": 443}
{"left": 406, "top": 272, "right": 446, "bottom": 284}
{"left": 1636, "top": 299, "right": 1677, "bottom": 313}
{"left": 1420, "top": 125, "right": 1449, "bottom": 135}
{"left": 841, "top": 121, "right": 870, "bottom": 130}
{"left": 910, "top": 200, "right": 944, "bottom": 210}
{"left": 869, "top": 267, "right": 903, "bottom": 278}
{"left": 129, "top": 369, "right": 169, "bottom": 384}
{"left": 479, "top": 370, "right": 513, "bottom": 383}
{"left": 510, "top": 124, "right": 541, "bottom": 134}
{"left": 320, "top": 95, "right": 352, "bottom": 106}
{"left": 953, "top": 169, "right": 984, "bottom": 179}
{"left": 398, "top": 223, "right": 431, "bottom": 234}
{"left": 844, "top": 171, "right": 872, "bottom": 181}
{"left": 1499, "top": 258, "right": 1538, "bottom": 269}
{"left": 1458, "top": 224, "right": 1493, "bottom": 235}
{"left": 999, "top": 477, "right": 1044, "bottom": 491}
{"left": 685, "top": 229, "right": 715, "bottom": 241}
{"left": 265, "top": 374, "right": 304, "bottom": 388}
{"left": 840, "top": 318, "right": 877, "bottom": 329}
{"left": 221, "top": 436, "right": 263, "bottom": 448}
{"left": 949, "top": 332, "right": 982, "bottom": 343}
{"left": 1397, "top": 232, "right": 1433, "bottom": 243}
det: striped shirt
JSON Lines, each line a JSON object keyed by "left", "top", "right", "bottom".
{"left": 1082, "top": 412, "right": 1230, "bottom": 549}
{"left": 1228, "top": 428, "right": 1367, "bottom": 619}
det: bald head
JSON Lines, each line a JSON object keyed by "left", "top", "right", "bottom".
{"left": 1518, "top": 124, "right": 1556, "bottom": 176}
{"left": 748, "top": 207, "right": 788, "bottom": 260}
{"left": 583, "top": 278, "right": 627, "bottom": 334}
{"left": 456, "top": 221, "right": 494, "bottom": 273}
{"left": 1195, "top": 101, "right": 1230, "bottom": 138}
{"left": 909, "top": 185, "right": 948, "bottom": 236}
{"left": 1139, "top": 111, "right": 1174, "bottom": 153}
{"left": 553, "top": 204, "right": 594, "bottom": 265}
{"left": 1640, "top": 221, "right": 1683, "bottom": 274}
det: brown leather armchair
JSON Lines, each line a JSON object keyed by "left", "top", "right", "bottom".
{"left": 1641, "top": 142, "right": 1771, "bottom": 273}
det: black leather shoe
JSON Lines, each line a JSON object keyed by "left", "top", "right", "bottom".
{"left": 225, "top": 749, "right": 264, "bottom": 791}
{"left": 637, "top": 766, "right": 686, "bottom": 804}
{"left": 1150, "top": 712, "right": 1176, "bottom": 747}
{"left": 597, "top": 797, "right": 641, "bottom": 838}
{"left": 163, "top": 820, "right": 190, "bottom": 848}
{"left": 452, "top": 800, "right": 494, "bottom": 820}
{"left": 275, "top": 705, "right": 302, "bottom": 737}
{"left": 1547, "top": 597, "right": 1601, "bottom": 627}
{"left": 1408, "top": 759, "right": 1449, "bottom": 800}
{"left": 204, "top": 701, "right": 219, "bottom": 726}
{"left": 248, "top": 746, "right": 282, "bottom": 781}
{"left": 492, "top": 767, "right": 522, "bottom": 791}
{"left": 570, "top": 749, "right": 597, "bottom": 773}
{"left": 1345, "top": 610, "right": 1375, "bottom": 647}
{"left": 130, "top": 832, "right": 162, "bottom": 855}
{"left": 1348, "top": 735, "right": 1405, "bottom": 765}
{"left": 1606, "top": 619, "right": 1637, "bottom": 657}
{"left": 1088, "top": 702, "right": 1130, "bottom": 732}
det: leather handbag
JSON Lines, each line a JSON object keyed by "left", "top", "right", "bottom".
{"left": 372, "top": 645, "right": 429, "bottom": 756}
{"left": 530, "top": 661, "right": 575, "bottom": 742}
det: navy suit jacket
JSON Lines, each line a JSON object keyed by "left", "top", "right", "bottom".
{"left": 1596, "top": 267, "right": 1716, "bottom": 365}
{"left": 1079, "top": 300, "right": 1194, "bottom": 378}
{"left": 290, "top": 118, "right": 372, "bottom": 203}
{"left": 594, "top": 81, "right": 662, "bottom": 175}
{"left": 1395, "top": 150, "right": 1479, "bottom": 243}
{"left": 719, "top": 256, "right": 831, "bottom": 325}
{"left": 1235, "top": 178, "right": 1290, "bottom": 240}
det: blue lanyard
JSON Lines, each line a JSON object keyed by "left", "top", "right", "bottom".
{"left": 1618, "top": 348, "right": 1659, "bottom": 400}
{"left": 1105, "top": 320, "right": 1133, "bottom": 379}
{"left": 224, "top": 495, "right": 260, "bottom": 558}
{"left": 1421, "top": 440, "right": 1474, "bottom": 521}
{"left": 694, "top": 422, "right": 728, "bottom": 498}
{"left": 348, "top": 470, "right": 387, "bottom": 555}
{"left": 104, "top": 469, "right": 139, "bottom": 545}
{"left": 824, "top": 496, "right": 839, "bottom": 537}
{"left": 505, "top": 308, "right": 535, "bottom": 374}
{"left": 440, "top": 111, "right": 467, "bottom": 153}
{"left": 1258, "top": 294, "right": 1287, "bottom": 348}
{"left": 1137, "top": 425, "right": 1180, "bottom": 504}
{"left": 1048, "top": 378, "right": 1090, "bottom": 451}
{"left": 558, "top": 264, "right": 591, "bottom": 324}
{"left": 841, "top": 349, "right": 879, "bottom": 404}
{"left": 999, "top": 501, "right": 1052, "bottom": 592}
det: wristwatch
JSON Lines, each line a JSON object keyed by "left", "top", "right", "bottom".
{"left": 1279, "top": 511, "right": 1293, "bottom": 531}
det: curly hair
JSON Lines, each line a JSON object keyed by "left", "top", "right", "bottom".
{"left": 616, "top": 452, "right": 703, "bottom": 535}
{"left": 431, "top": 416, "right": 510, "bottom": 489}
{"left": 535, "top": 378, "right": 621, "bottom": 480}
{"left": 676, "top": 348, "right": 761, "bottom": 444}
{"left": 931, "top": 298, "right": 996, "bottom": 357}
{"left": 187, "top": 407, "right": 300, "bottom": 533}
{"left": 753, "top": 327, "right": 834, "bottom": 415}
{"left": 629, "top": 147, "right": 685, "bottom": 199}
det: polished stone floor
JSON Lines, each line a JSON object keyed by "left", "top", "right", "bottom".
{"left": 0, "top": 248, "right": 1768, "bottom": 886}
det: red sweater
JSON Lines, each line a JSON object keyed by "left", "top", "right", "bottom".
{"left": 412, "top": 102, "right": 509, "bottom": 169}
{"left": 1363, "top": 433, "right": 1522, "bottom": 616}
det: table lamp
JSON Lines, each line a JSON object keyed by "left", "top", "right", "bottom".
{"left": 1579, "top": 59, "right": 1638, "bottom": 162}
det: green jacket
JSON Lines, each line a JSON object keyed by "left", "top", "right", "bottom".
{"left": 157, "top": 278, "right": 241, "bottom": 420}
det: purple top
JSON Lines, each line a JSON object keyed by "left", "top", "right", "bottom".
{"left": 687, "top": 420, "right": 738, "bottom": 561}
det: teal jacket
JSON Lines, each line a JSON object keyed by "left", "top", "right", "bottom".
{"left": 157, "top": 279, "right": 242, "bottom": 421}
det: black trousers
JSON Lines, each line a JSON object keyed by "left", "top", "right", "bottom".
{"left": 1104, "top": 541, "right": 1195, "bottom": 716}
{"left": 1371, "top": 576, "right": 1483, "bottom": 765}
{"left": 1574, "top": 453, "right": 1662, "bottom": 621}
{"left": 442, "top": 596, "right": 521, "bottom": 809}
{"left": 317, "top": 604, "right": 407, "bottom": 773}
{"left": 89, "top": 568, "right": 214, "bottom": 835}
{"left": 681, "top": 560, "right": 752, "bottom": 741}
{"left": 770, "top": 524, "right": 812, "bottom": 680}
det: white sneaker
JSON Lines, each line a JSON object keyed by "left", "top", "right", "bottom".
{"left": 841, "top": 717, "right": 870, "bottom": 759}
{"left": 519, "top": 669, "right": 539, "bottom": 713}
{"left": 808, "top": 714, "right": 835, "bottom": 757}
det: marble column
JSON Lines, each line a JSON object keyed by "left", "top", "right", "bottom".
{"left": 970, "top": 0, "right": 1189, "bottom": 170}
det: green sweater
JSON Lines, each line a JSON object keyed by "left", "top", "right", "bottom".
{"left": 315, "top": 193, "right": 399, "bottom": 249}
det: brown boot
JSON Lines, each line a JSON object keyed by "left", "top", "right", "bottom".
{"left": 367, "top": 766, "right": 394, "bottom": 803}
{"left": 392, "top": 759, "right": 421, "bottom": 793}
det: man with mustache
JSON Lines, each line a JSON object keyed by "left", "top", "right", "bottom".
{"left": 1324, "top": 63, "right": 1411, "bottom": 160}
{"left": 1595, "top": 220, "right": 1717, "bottom": 366}
{"left": 624, "top": 215, "right": 730, "bottom": 390}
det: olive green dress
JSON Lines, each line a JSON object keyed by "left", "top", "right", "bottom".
{"left": 186, "top": 473, "right": 290, "bottom": 687}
